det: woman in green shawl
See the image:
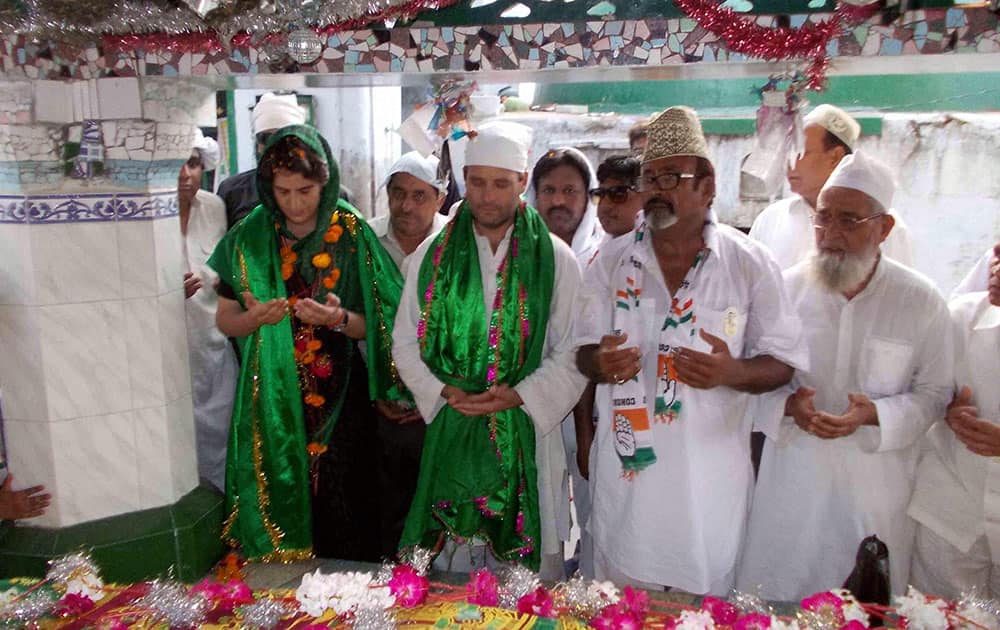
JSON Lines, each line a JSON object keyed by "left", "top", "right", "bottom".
{"left": 208, "top": 125, "right": 406, "bottom": 562}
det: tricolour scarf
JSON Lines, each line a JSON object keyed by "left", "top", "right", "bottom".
{"left": 399, "top": 201, "right": 554, "bottom": 570}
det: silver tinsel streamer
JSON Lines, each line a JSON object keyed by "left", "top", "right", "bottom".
{"left": 497, "top": 564, "right": 539, "bottom": 610}
{"left": 398, "top": 547, "right": 433, "bottom": 576}
{"left": 730, "top": 589, "right": 776, "bottom": 616}
{"left": 373, "top": 561, "right": 395, "bottom": 586}
{"left": 553, "top": 574, "right": 607, "bottom": 620}
{"left": 46, "top": 551, "right": 101, "bottom": 589}
{"left": 0, "top": 589, "right": 57, "bottom": 627}
{"left": 956, "top": 588, "right": 1000, "bottom": 629}
{"left": 237, "top": 597, "right": 296, "bottom": 630}
{"left": 350, "top": 605, "right": 397, "bottom": 629}
{"left": 134, "top": 580, "right": 210, "bottom": 629}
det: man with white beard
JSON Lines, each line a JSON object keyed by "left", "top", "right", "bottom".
{"left": 737, "top": 151, "right": 954, "bottom": 599}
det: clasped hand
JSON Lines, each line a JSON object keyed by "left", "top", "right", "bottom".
{"left": 946, "top": 386, "right": 1000, "bottom": 457}
{"left": 443, "top": 384, "right": 523, "bottom": 416}
{"left": 786, "top": 387, "right": 877, "bottom": 439}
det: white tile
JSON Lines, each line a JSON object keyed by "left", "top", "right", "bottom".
{"left": 37, "top": 301, "right": 131, "bottom": 420}
{"left": 134, "top": 405, "right": 175, "bottom": 509}
{"left": 30, "top": 220, "right": 122, "bottom": 305}
{"left": 33, "top": 80, "right": 75, "bottom": 123}
{"left": 117, "top": 220, "right": 158, "bottom": 298}
{"left": 50, "top": 412, "right": 140, "bottom": 525}
{"left": 122, "top": 297, "right": 166, "bottom": 409}
{"left": 2, "top": 419, "right": 58, "bottom": 526}
{"left": 165, "top": 394, "right": 199, "bottom": 499}
{"left": 96, "top": 77, "right": 142, "bottom": 120}
{"left": 0, "top": 305, "right": 47, "bottom": 421}
{"left": 0, "top": 222, "right": 37, "bottom": 305}
{"left": 159, "top": 289, "right": 191, "bottom": 402}
{"left": 153, "top": 216, "right": 184, "bottom": 295}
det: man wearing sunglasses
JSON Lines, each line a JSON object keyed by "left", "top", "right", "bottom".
{"left": 590, "top": 156, "right": 644, "bottom": 241}
{"left": 575, "top": 106, "right": 806, "bottom": 595}
{"left": 749, "top": 104, "right": 912, "bottom": 270}
{"left": 739, "top": 151, "right": 953, "bottom": 600}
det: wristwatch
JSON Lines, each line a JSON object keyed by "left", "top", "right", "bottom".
{"left": 331, "top": 310, "right": 349, "bottom": 332}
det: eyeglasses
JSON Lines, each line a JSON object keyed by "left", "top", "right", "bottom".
{"left": 811, "top": 211, "right": 886, "bottom": 232}
{"left": 589, "top": 185, "right": 636, "bottom": 204}
{"left": 639, "top": 172, "right": 698, "bottom": 192}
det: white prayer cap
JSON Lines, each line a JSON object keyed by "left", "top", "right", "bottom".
{"left": 804, "top": 104, "right": 861, "bottom": 150}
{"left": 464, "top": 121, "right": 533, "bottom": 173}
{"left": 383, "top": 151, "right": 445, "bottom": 192}
{"left": 191, "top": 129, "right": 220, "bottom": 171}
{"left": 821, "top": 150, "right": 895, "bottom": 211}
{"left": 252, "top": 93, "right": 306, "bottom": 135}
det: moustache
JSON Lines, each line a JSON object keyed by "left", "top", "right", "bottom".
{"left": 545, "top": 205, "right": 574, "bottom": 217}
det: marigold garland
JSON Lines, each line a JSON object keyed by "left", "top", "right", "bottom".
{"left": 672, "top": 0, "right": 881, "bottom": 90}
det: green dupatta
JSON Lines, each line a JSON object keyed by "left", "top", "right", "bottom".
{"left": 399, "top": 201, "right": 555, "bottom": 570}
{"left": 207, "top": 125, "right": 406, "bottom": 561}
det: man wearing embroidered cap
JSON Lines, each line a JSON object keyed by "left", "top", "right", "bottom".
{"left": 178, "top": 129, "right": 237, "bottom": 493}
{"left": 738, "top": 150, "right": 953, "bottom": 599}
{"left": 750, "top": 104, "right": 913, "bottom": 269}
{"left": 367, "top": 150, "right": 448, "bottom": 555}
{"left": 393, "top": 121, "right": 586, "bottom": 577}
{"left": 575, "top": 106, "right": 807, "bottom": 593}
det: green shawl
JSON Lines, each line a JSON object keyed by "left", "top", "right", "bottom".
{"left": 399, "top": 201, "right": 555, "bottom": 570}
{"left": 207, "top": 125, "right": 405, "bottom": 561}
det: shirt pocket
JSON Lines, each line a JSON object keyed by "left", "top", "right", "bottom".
{"left": 860, "top": 335, "right": 914, "bottom": 396}
{"left": 692, "top": 305, "right": 748, "bottom": 358}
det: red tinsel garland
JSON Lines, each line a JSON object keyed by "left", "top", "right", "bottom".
{"left": 101, "top": 0, "right": 463, "bottom": 56}
{"left": 672, "top": 0, "right": 881, "bottom": 90}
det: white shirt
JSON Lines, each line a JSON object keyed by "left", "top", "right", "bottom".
{"left": 909, "top": 293, "right": 1000, "bottom": 562}
{"left": 575, "top": 221, "right": 808, "bottom": 594}
{"left": 367, "top": 212, "right": 449, "bottom": 270}
{"left": 392, "top": 216, "right": 587, "bottom": 556}
{"left": 749, "top": 195, "right": 914, "bottom": 270}
{"left": 738, "top": 256, "right": 954, "bottom": 599}
{"left": 184, "top": 189, "right": 228, "bottom": 335}
{"left": 952, "top": 247, "right": 993, "bottom": 297}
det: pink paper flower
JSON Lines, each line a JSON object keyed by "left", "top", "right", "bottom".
{"left": 466, "top": 568, "right": 499, "bottom": 607}
{"left": 702, "top": 596, "right": 740, "bottom": 625}
{"left": 591, "top": 602, "right": 645, "bottom": 630}
{"left": 802, "top": 591, "right": 846, "bottom": 625}
{"left": 388, "top": 565, "right": 429, "bottom": 608}
{"left": 620, "top": 586, "right": 650, "bottom": 616}
{"left": 190, "top": 578, "right": 254, "bottom": 615}
{"left": 517, "top": 586, "right": 555, "bottom": 618}
{"left": 54, "top": 593, "right": 95, "bottom": 616}
{"left": 734, "top": 612, "right": 772, "bottom": 630}
{"left": 841, "top": 621, "right": 869, "bottom": 630}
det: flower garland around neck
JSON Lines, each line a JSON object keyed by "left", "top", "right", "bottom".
{"left": 277, "top": 210, "right": 346, "bottom": 489}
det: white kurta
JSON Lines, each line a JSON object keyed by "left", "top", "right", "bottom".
{"left": 909, "top": 293, "right": 1000, "bottom": 571}
{"left": 392, "top": 219, "right": 587, "bottom": 560}
{"left": 738, "top": 256, "right": 954, "bottom": 600}
{"left": 575, "top": 221, "right": 808, "bottom": 594}
{"left": 367, "top": 212, "right": 449, "bottom": 270}
{"left": 183, "top": 189, "right": 238, "bottom": 493}
{"left": 749, "top": 195, "right": 914, "bottom": 270}
{"left": 952, "top": 247, "right": 993, "bottom": 297}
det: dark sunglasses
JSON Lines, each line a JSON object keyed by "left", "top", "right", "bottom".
{"left": 589, "top": 185, "right": 636, "bottom": 204}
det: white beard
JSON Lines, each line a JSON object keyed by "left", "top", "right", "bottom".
{"left": 809, "top": 248, "right": 879, "bottom": 294}
{"left": 645, "top": 206, "right": 678, "bottom": 231}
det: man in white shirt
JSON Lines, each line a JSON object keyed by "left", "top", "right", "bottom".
{"left": 908, "top": 261, "right": 1000, "bottom": 598}
{"left": 952, "top": 243, "right": 999, "bottom": 297}
{"left": 367, "top": 151, "right": 448, "bottom": 556}
{"left": 393, "top": 121, "right": 586, "bottom": 579}
{"left": 749, "top": 104, "right": 912, "bottom": 269}
{"left": 738, "top": 151, "right": 954, "bottom": 599}
{"left": 575, "top": 106, "right": 807, "bottom": 594}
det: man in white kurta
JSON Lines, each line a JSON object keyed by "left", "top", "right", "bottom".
{"left": 750, "top": 104, "right": 913, "bottom": 269}
{"left": 951, "top": 243, "right": 998, "bottom": 297}
{"left": 179, "top": 132, "right": 238, "bottom": 493}
{"left": 575, "top": 107, "right": 807, "bottom": 595}
{"left": 908, "top": 274, "right": 1000, "bottom": 598}
{"left": 737, "top": 151, "right": 954, "bottom": 600}
{"left": 393, "top": 122, "right": 586, "bottom": 579}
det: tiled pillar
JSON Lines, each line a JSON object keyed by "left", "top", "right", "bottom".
{"left": 0, "top": 77, "right": 215, "bottom": 529}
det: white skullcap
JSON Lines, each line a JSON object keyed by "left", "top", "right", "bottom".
{"left": 822, "top": 150, "right": 895, "bottom": 211}
{"left": 804, "top": 104, "right": 861, "bottom": 150}
{"left": 464, "top": 121, "right": 533, "bottom": 173}
{"left": 383, "top": 151, "right": 445, "bottom": 192}
{"left": 252, "top": 93, "right": 306, "bottom": 135}
{"left": 191, "top": 129, "right": 220, "bottom": 171}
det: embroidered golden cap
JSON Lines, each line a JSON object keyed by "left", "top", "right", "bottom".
{"left": 641, "top": 106, "right": 710, "bottom": 164}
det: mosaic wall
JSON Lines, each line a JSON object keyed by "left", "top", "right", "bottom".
{"left": 0, "top": 8, "right": 996, "bottom": 79}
